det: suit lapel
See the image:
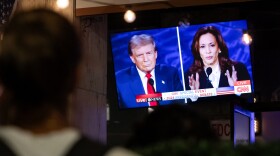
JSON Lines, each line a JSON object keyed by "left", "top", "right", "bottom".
{"left": 199, "top": 71, "right": 207, "bottom": 87}
{"left": 129, "top": 66, "right": 146, "bottom": 95}
{"left": 199, "top": 71, "right": 213, "bottom": 89}
{"left": 154, "top": 65, "right": 167, "bottom": 92}
{"left": 219, "top": 71, "right": 229, "bottom": 87}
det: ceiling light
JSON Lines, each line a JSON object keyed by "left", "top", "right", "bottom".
{"left": 56, "top": 0, "right": 69, "bottom": 9}
{"left": 124, "top": 10, "right": 136, "bottom": 23}
{"left": 242, "top": 33, "right": 252, "bottom": 45}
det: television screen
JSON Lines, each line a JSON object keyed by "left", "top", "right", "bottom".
{"left": 110, "top": 20, "right": 254, "bottom": 109}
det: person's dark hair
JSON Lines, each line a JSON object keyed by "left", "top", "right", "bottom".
{"left": 126, "top": 104, "right": 218, "bottom": 148}
{"left": 128, "top": 34, "right": 156, "bottom": 56}
{"left": 0, "top": 8, "right": 82, "bottom": 126}
{"left": 189, "top": 26, "right": 236, "bottom": 74}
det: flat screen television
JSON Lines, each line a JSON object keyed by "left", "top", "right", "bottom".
{"left": 110, "top": 20, "right": 254, "bottom": 109}
{"left": 233, "top": 105, "right": 255, "bottom": 145}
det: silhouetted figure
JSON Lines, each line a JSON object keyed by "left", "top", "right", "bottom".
{"left": 0, "top": 8, "right": 106, "bottom": 156}
{"left": 126, "top": 104, "right": 218, "bottom": 153}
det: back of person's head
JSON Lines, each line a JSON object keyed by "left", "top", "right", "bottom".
{"left": 126, "top": 104, "right": 218, "bottom": 148}
{"left": 0, "top": 8, "right": 82, "bottom": 125}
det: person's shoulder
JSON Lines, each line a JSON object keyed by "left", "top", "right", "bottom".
{"left": 66, "top": 135, "right": 107, "bottom": 156}
{"left": 235, "top": 61, "right": 246, "bottom": 66}
{"left": 184, "top": 69, "right": 192, "bottom": 76}
{"left": 234, "top": 62, "right": 247, "bottom": 69}
{"left": 0, "top": 137, "right": 16, "bottom": 156}
{"left": 104, "top": 147, "right": 141, "bottom": 156}
{"left": 156, "top": 64, "right": 178, "bottom": 72}
{"left": 116, "top": 66, "right": 135, "bottom": 77}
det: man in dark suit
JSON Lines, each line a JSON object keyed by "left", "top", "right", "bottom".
{"left": 115, "top": 34, "right": 183, "bottom": 109}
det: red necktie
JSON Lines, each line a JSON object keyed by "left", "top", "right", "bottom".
{"left": 146, "top": 72, "right": 157, "bottom": 106}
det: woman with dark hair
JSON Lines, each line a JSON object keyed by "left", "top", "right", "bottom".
{"left": 185, "top": 26, "right": 250, "bottom": 90}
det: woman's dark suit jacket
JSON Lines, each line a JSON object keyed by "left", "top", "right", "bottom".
{"left": 184, "top": 62, "right": 250, "bottom": 90}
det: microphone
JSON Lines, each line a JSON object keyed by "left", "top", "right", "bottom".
{"left": 206, "top": 67, "right": 212, "bottom": 77}
{"left": 206, "top": 67, "right": 212, "bottom": 88}
{"left": 148, "top": 78, "right": 158, "bottom": 106}
{"left": 148, "top": 78, "right": 156, "bottom": 92}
